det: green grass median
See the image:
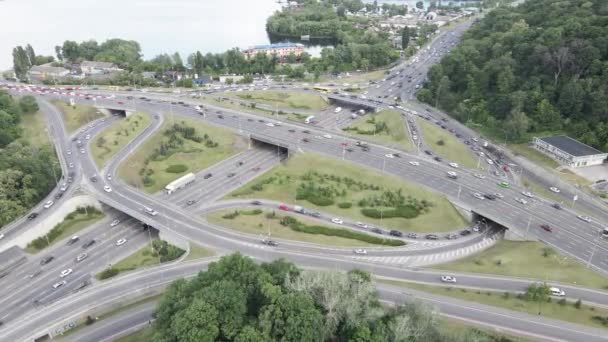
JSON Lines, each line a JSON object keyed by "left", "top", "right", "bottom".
{"left": 416, "top": 117, "right": 478, "bottom": 169}
{"left": 51, "top": 100, "right": 104, "bottom": 133}
{"left": 344, "top": 109, "right": 413, "bottom": 151}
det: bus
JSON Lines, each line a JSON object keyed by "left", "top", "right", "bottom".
{"left": 313, "top": 86, "right": 331, "bottom": 93}
{"left": 305, "top": 116, "right": 315, "bottom": 124}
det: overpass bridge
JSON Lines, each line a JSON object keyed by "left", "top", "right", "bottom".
{"left": 94, "top": 105, "right": 136, "bottom": 117}
{"left": 324, "top": 94, "right": 380, "bottom": 113}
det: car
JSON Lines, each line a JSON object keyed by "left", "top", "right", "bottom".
{"left": 550, "top": 287, "right": 565, "bottom": 296}
{"left": 43, "top": 200, "right": 54, "bottom": 209}
{"left": 493, "top": 192, "right": 504, "bottom": 199}
{"left": 53, "top": 280, "right": 67, "bottom": 289}
{"left": 371, "top": 228, "right": 383, "bottom": 234}
{"left": 60, "top": 183, "right": 68, "bottom": 192}
{"left": 448, "top": 162, "right": 459, "bottom": 168}
{"left": 67, "top": 149, "right": 72, "bottom": 155}
{"left": 540, "top": 224, "right": 552, "bottom": 232}
{"left": 27, "top": 212, "right": 39, "bottom": 220}
{"left": 251, "top": 166, "right": 261, "bottom": 172}
{"left": 251, "top": 200, "right": 262, "bottom": 205}
{"left": 424, "top": 150, "right": 433, "bottom": 155}
{"left": 80, "top": 149, "right": 85, "bottom": 154}
{"left": 576, "top": 215, "right": 591, "bottom": 223}
{"left": 144, "top": 207, "right": 158, "bottom": 216}
{"left": 90, "top": 176, "right": 97, "bottom": 183}
{"left": 75, "top": 253, "right": 88, "bottom": 262}
{"left": 515, "top": 197, "right": 528, "bottom": 205}
{"left": 434, "top": 156, "right": 442, "bottom": 162}
{"left": 103, "top": 185, "right": 112, "bottom": 193}
{"left": 460, "top": 229, "right": 472, "bottom": 236}
{"left": 204, "top": 173, "right": 213, "bottom": 179}
{"left": 82, "top": 239, "right": 96, "bottom": 248}
{"left": 425, "top": 234, "right": 439, "bottom": 240}
{"left": 355, "top": 222, "right": 368, "bottom": 228}
{"left": 302, "top": 138, "right": 310, "bottom": 143}
{"left": 116, "top": 238, "right": 127, "bottom": 246}
{"left": 472, "top": 193, "right": 484, "bottom": 200}
{"left": 552, "top": 203, "right": 562, "bottom": 210}
{"left": 385, "top": 153, "right": 395, "bottom": 159}
{"left": 265, "top": 122, "right": 275, "bottom": 127}
{"left": 110, "top": 219, "right": 120, "bottom": 227}
{"left": 473, "top": 173, "right": 485, "bottom": 179}
{"left": 227, "top": 173, "right": 236, "bottom": 178}
{"left": 302, "top": 130, "right": 310, "bottom": 134}
{"left": 522, "top": 191, "right": 534, "bottom": 198}
{"left": 261, "top": 239, "right": 278, "bottom": 246}
{"left": 483, "top": 194, "right": 497, "bottom": 200}
{"left": 67, "top": 236, "right": 79, "bottom": 245}
{"left": 323, "top": 134, "right": 333, "bottom": 139}
{"left": 74, "top": 280, "right": 90, "bottom": 292}
{"left": 331, "top": 218, "right": 343, "bottom": 224}
{"left": 68, "top": 162, "right": 74, "bottom": 168}
{"left": 447, "top": 171, "right": 458, "bottom": 179}
{"left": 60, "top": 268, "right": 73, "bottom": 278}
{"left": 549, "top": 187, "right": 560, "bottom": 193}
{"left": 106, "top": 174, "right": 112, "bottom": 181}
{"left": 353, "top": 249, "right": 367, "bottom": 255}
{"left": 389, "top": 230, "right": 403, "bottom": 237}
{"left": 440, "top": 275, "right": 457, "bottom": 283}
{"left": 278, "top": 204, "right": 290, "bottom": 211}
{"left": 408, "top": 161, "right": 419, "bottom": 166}
{"left": 28, "top": 270, "right": 43, "bottom": 278}
{"left": 407, "top": 233, "right": 418, "bottom": 239}
{"left": 236, "top": 161, "right": 244, "bottom": 167}
{"left": 392, "top": 153, "right": 401, "bottom": 158}
{"left": 85, "top": 134, "right": 91, "bottom": 140}
{"left": 497, "top": 181, "right": 511, "bottom": 188}
{"left": 186, "top": 199, "right": 197, "bottom": 206}
{"left": 288, "top": 129, "right": 295, "bottom": 133}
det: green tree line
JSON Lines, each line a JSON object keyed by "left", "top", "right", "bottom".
{"left": 419, "top": 0, "right": 608, "bottom": 150}
{"left": 0, "top": 91, "right": 60, "bottom": 228}
{"left": 151, "top": 253, "right": 514, "bottom": 341}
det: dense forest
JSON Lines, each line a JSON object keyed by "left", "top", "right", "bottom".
{"left": 0, "top": 91, "right": 60, "bottom": 228}
{"left": 418, "top": 0, "right": 608, "bottom": 150}
{"left": 151, "top": 253, "right": 515, "bottom": 342}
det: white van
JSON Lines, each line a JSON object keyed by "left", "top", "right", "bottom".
{"left": 305, "top": 116, "right": 315, "bottom": 124}
{"left": 550, "top": 287, "right": 565, "bottom": 296}
{"left": 334, "top": 107, "right": 342, "bottom": 113}
{"left": 144, "top": 207, "right": 158, "bottom": 216}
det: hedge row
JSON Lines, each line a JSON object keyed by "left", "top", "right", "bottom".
{"left": 165, "top": 164, "right": 188, "bottom": 173}
{"left": 280, "top": 216, "right": 404, "bottom": 247}
{"left": 361, "top": 206, "right": 419, "bottom": 219}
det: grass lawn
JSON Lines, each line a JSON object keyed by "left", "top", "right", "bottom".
{"left": 26, "top": 208, "right": 104, "bottom": 254}
{"left": 434, "top": 240, "right": 608, "bottom": 290}
{"left": 226, "top": 153, "right": 468, "bottom": 233}
{"left": 207, "top": 209, "right": 387, "bottom": 247}
{"left": 51, "top": 100, "right": 104, "bottom": 133}
{"left": 417, "top": 117, "right": 478, "bottom": 169}
{"left": 111, "top": 242, "right": 161, "bottom": 271}
{"left": 200, "top": 96, "right": 308, "bottom": 122}
{"left": 116, "top": 327, "right": 154, "bottom": 342}
{"left": 509, "top": 143, "right": 559, "bottom": 169}
{"left": 117, "top": 115, "right": 242, "bottom": 193}
{"left": 231, "top": 90, "right": 328, "bottom": 111}
{"left": 439, "top": 318, "right": 531, "bottom": 342}
{"left": 18, "top": 110, "right": 51, "bottom": 148}
{"left": 185, "top": 243, "right": 216, "bottom": 260}
{"left": 344, "top": 109, "right": 414, "bottom": 151}
{"left": 90, "top": 112, "right": 151, "bottom": 168}
{"left": 380, "top": 279, "right": 608, "bottom": 330}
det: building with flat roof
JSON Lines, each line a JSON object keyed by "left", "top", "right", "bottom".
{"left": 80, "top": 61, "right": 122, "bottom": 75}
{"left": 532, "top": 135, "right": 607, "bottom": 168}
{"left": 243, "top": 43, "right": 305, "bottom": 59}
{"left": 28, "top": 65, "right": 70, "bottom": 80}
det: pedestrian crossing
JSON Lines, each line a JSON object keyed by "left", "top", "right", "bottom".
{"left": 350, "top": 235, "right": 499, "bottom": 267}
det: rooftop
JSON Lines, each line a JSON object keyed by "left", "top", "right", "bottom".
{"left": 247, "top": 43, "right": 304, "bottom": 50}
{"left": 538, "top": 135, "right": 605, "bottom": 157}
{"left": 29, "top": 65, "right": 69, "bottom": 74}
{"left": 81, "top": 61, "right": 116, "bottom": 69}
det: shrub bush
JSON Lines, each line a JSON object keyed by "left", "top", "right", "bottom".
{"left": 338, "top": 202, "right": 352, "bottom": 209}
{"left": 165, "top": 164, "right": 188, "bottom": 173}
{"left": 98, "top": 268, "right": 119, "bottom": 280}
{"left": 575, "top": 299, "right": 582, "bottom": 309}
{"left": 360, "top": 206, "right": 419, "bottom": 219}
{"left": 222, "top": 211, "right": 240, "bottom": 219}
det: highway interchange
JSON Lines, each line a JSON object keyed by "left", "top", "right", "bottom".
{"left": 0, "top": 18, "right": 607, "bottom": 342}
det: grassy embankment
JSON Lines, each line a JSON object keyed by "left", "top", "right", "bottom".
{"left": 90, "top": 112, "right": 151, "bottom": 168}
{"left": 51, "top": 100, "right": 104, "bottom": 133}
{"left": 117, "top": 115, "right": 241, "bottom": 193}
{"left": 227, "top": 153, "right": 468, "bottom": 233}
{"left": 416, "top": 117, "right": 478, "bottom": 169}
{"left": 344, "top": 109, "right": 414, "bottom": 151}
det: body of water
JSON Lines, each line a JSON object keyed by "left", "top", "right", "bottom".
{"left": 0, "top": 0, "right": 282, "bottom": 69}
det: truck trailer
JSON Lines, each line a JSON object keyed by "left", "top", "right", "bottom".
{"left": 165, "top": 173, "right": 196, "bottom": 194}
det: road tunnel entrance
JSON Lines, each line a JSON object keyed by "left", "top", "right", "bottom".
{"left": 250, "top": 135, "right": 289, "bottom": 161}
{"left": 471, "top": 212, "right": 507, "bottom": 235}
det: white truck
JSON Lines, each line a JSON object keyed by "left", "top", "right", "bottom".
{"left": 165, "top": 173, "right": 196, "bottom": 194}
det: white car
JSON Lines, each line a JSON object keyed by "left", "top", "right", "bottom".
{"left": 116, "top": 238, "right": 127, "bottom": 246}
{"left": 60, "top": 183, "right": 68, "bottom": 192}
{"left": 323, "top": 134, "right": 332, "bottom": 139}
{"left": 472, "top": 193, "right": 484, "bottom": 200}
{"left": 85, "top": 134, "right": 91, "bottom": 140}
{"left": 110, "top": 219, "right": 120, "bottom": 227}
{"left": 522, "top": 191, "right": 534, "bottom": 198}
{"left": 75, "top": 253, "right": 88, "bottom": 262}
{"left": 331, "top": 218, "right": 343, "bottom": 225}
{"left": 493, "top": 192, "right": 504, "bottom": 199}
{"left": 106, "top": 174, "right": 112, "bottom": 181}
{"left": 385, "top": 153, "right": 395, "bottom": 159}
{"left": 472, "top": 137, "right": 479, "bottom": 142}
{"left": 67, "top": 149, "right": 72, "bottom": 155}
{"left": 448, "top": 162, "right": 459, "bottom": 168}
{"left": 68, "top": 162, "right": 74, "bottom": 168}
{"left": 441, "top": 275, "right": 457, "bottom": 283}
{"left": 353, "top": 249, "right": 367, "bottom": 255}
{"left": 473, "top": 173, "right": 485, "bottom": 179}
{"left": 0, "top": 233, "right": 4, "bottom": 240}
{"left": 447, "top": 171, "right": 458, "bottom": 179}
{"left": 576, "top": 215, "right": 591, "bottom": 223}
{"left": 53, "top": 280, "right": 67, "bottom": 289}
{"left": 80, "top": 149, "right": 85, "bottom": 154}
{"left": 550, "top": 287, "right": 565, "bottom": 297}
{"left": 355, "top": 222, "right": 368, "bottom": 229}
{"left": 549, "top": 187, "right": 560, "bottom": 193}
{"left": 265, "top": 123, "right": 275, "bottom": 127}
{"left": 515, "top": 197, "right": 528, "bottom": 205}
{"left": 44, "top": 200, "right": 54, "bottom": 209}
{"left": 103, "top": 185, "right": 112, "bottom": 193}
{"left": 59, "top": 268, "right": 73, "bottom": 278}
{"left": 409, "top": 161, "right": 419, "bottom": 166}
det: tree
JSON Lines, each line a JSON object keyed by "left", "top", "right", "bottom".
{"left": 171, "top": 298, "right": 220, "bottom": 342}
{"left": 172, "top": 52, "right": 184, "bottom": 71}
{"left": 504, "top": 109, "right": 530, "bottom": 140}
{"left": 19, "top": 96, "right": 38, "bottom": 113}
{"left": 337, "top": 5, "right": 347, "bottom": 17}
{"left": 54, "top": 46, "right": 63, "bottom": 61}
{"left": 525, "top": 283, "right": 550, "bottom": 315}
{"left": 435, "top": 75, "right": 451, "bottom": 108}
{"left": 259, "top": 292, "right": 324, "bottom": 342}
{"left": 193, "top": 51, "right": 204, "bottom": 78}
{"left": 25, "top": 44, "right": 36, "bottom": 67}
{"left": 401, "top": 27, "right": 410, "bottom": 49}
{"left": 61, "top": 40, "right": 80, "bottom": 63}
{"left": 12, "top": 46, "right": 30, "bottom": 80}
{"left": 416, "top": 1, "right": 424, "bottom": 9}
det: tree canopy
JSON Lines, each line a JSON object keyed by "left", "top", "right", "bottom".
{"left": 419, "top": 0, "right": 608, "bottom": 150}
{"left": 152, "top": 253, "right": 514, "bottom": 342}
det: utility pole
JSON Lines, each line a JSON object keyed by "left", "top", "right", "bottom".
{"left": 525, "top": 216, "right": 532, "bottom": 239}
{"left": 586, "top": 231, "right": 599, "bottom": 269}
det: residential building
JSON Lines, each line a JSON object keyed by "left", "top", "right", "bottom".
{"left": 28, "top": 65, "right": 70, "bottom": 80}
{"left": 219, "top": 75, "right": 244, "bottom": 83}
{"left": 193, "top": 75, "right": 212, "bottom": 85}
{"left": 80, "top": 61, "right": 122, "bottom": 75}
{"left": 532, "top": 135, "right": 607, "bottom": 168}
{"left": 242, "top": 43, "right": 305, "bottom": 60}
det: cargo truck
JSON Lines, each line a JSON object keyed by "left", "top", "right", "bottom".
{"left": 165, "top": 173, "right": 196, "bottom": 194}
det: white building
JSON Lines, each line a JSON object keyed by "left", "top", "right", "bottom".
{"left": 81, "top": 61, "right": 122, "bottom": 75}
{"left": 28, "top": 65, "right": 70, "bottom": 80}
{"left": 532, "top": 135, "right": 607, "bottom": 168}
